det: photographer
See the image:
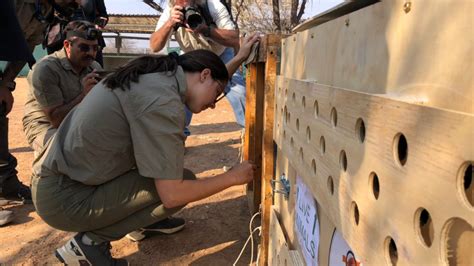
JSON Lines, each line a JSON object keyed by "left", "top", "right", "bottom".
{"left": 22, "top": 20, "right": 102, "bottom": 155}
{"left": 151, "top": 0, "right": 246, "bottom": 137}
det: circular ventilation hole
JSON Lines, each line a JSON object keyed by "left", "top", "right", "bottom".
{"left": 283, "top": 130, "right": 286, "bottom": 139}
{"left": 458, "top": 162, "right": 473, "bottom": 208}
{"left": 331, "top": 107, "right": 338, "bottom": 127}
{"left": 285, "top": 88, "right": 288, "bottom": 97}
{"left": 292, "top": 92, "right": 296, "bottom": 102}
{"left": 327, "top": 176, "right": 334, "bottom": 195}
{"left": 284, "top": 106, "right": 288, "bottom": 124}
{"left": 299, "top": 147, "right": 304, "bottom": 162}
{"left": 355, "top": 118, "right": 366, "bottom": 143}
{"left": 302, "top": 96, "right": 306, "bottom": 108}
{"left": 393, "top": 133, "right": 408, "bottom": 166}
{"left": 290, "top": 137, "right": 294, "bottom": 147}
{"left": 385, "top": 237, "right": 398, "bottom": 265}
{"left": 339, "top": 150, "right": 348, "bottom": 172}
{"left": 314, "top": 100, "right": 319, "bottom": 118}
{"left": 416, "top": 208, "right": 434, "bottom": 247}
{"left": 320, "top": 136, "right": 326, "bottom": 155}
{"left": 311, "top": 159, "right": 316, "bottom": 175}
{"left": 288, "top": 112, "right": 291, "bottom": 124}
{"left": 368, "top": 172, "right": 380, "bottom": 199}
{"left": 296, "top": 118, "right": 300, "bottom": 131}
{"left": 306, "top": 126, "right": 311, "bottom": 142}
{"left": 441, "top": 217, "right": 474, "bottom": 266}
{"left": 277, "top": 122, "right": 280, "bottom": 128}
{"left": 351, "top": 201, "right": 360, "bottom": 225}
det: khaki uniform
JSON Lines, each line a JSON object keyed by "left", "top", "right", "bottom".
{"left": 15, "top": 0, "right": 51, "bottom": 48}
{"left": 31, "top": 67, "right": 190, "bottom": 243}
{"left": 22, "top": 49, "right": 101, "bottom": 152}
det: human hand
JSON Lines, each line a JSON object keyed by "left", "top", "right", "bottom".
{"left": 235, "top": 33, "right": 260, "bottom": 62}
{"left": 228, "top": 160, "right": 256, "bottom": 185}
{"left": 0, "top": 86, "right": 14, "bottom": 114}
{"left": 167, "top": 5, "right": 184, "bottom": 29}
{"left": 81, "top": 71, "right": 99, "bottom": 95}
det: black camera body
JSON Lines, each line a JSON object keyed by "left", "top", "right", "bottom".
{"left": 175, "top": 6, "right": 204, "bottom": 30}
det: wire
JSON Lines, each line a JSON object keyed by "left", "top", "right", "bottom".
{"left": 233, "top": 226, "right": 261, "bottom": 266}
{"left": 233, "top": 211, "right": 261, "bottom": 265}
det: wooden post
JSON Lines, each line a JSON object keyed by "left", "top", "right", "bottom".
{"left": 259, "top": 34, "right": 281, "bottom": 266}
{"left": 244, "top": 61, "right": 265, "bottom": 214}
{"left": 244, "top": 34, "right": 283, "bottom": 264}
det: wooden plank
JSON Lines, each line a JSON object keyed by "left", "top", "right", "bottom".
{"left": 244, "top": 62, "right": 265, "bottom": 214}
{"left": 281, "top": 0, "right": 474, "bottom": 114}
{"left": 273, "top": 77, "right": 474, "bottom": 264}
{"left": 259, "top": 34, "right": 281, "bottom": 266}
{"left": 268, "top": 207, "right": 292, "bottom": 266}
{"left": 244, "top": 63, "right": 257, "bottom": 212}
{"left": 292, "top": 0, "right": 379, "bottom": 33}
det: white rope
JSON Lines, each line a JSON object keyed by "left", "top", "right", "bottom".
{"left": 233, "top": 211, "right": 261, "bottom": 265}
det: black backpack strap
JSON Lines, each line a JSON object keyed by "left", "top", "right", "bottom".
{"left": 199, "top": 0, "right": 215, "bottom": 27}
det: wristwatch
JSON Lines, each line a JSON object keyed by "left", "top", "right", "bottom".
{"left": 0, "top": 80, "right": 15, "bottom": 92}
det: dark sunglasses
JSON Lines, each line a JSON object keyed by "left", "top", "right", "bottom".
{"left": 75, "top": 42, "right": 100, "bottom": 53}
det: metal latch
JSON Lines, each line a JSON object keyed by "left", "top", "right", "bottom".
{"left": 271, "top": 174, "right": 291, "bottom": 199}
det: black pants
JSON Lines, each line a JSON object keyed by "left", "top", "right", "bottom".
{"left": 0, "top": 104, "right": 18, "bottom": 194}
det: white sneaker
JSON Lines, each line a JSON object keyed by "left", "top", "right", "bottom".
{"left": 0, "top": 209, "right": 14, "bottom": 226}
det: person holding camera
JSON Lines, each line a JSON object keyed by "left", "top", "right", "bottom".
{"left": 150, "top": 0, "right": 246, "bottom": 137}
{"left": 22, "top": 20, "right": 102, "bottom": 156}
{"left": 32, "top": 34, "right": 259, "bottom": 264}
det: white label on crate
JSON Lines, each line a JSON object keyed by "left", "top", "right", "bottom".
{"left": 295, "top": 176, "right": 320, "bottom": 266}
{"left": 329, "top": 228, "right": 362, "bottom": 266}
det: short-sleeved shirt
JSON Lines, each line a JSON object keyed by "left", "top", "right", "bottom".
{"left": 14, "top": 0, "right": 51, "bottom": 46}
{"left": 33, "top": 67, "right": 188, "bottom": 185}
{"left": 156, "top": 0, "right": 235, "bottom": 56}
{"left": 22, "top": 49, "right": 101, "bottom": 147}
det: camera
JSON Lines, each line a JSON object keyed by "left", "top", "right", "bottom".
{"left": 175, "top": 6, "right": 204, "bottom": 30}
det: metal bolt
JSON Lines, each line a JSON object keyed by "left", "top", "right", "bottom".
{"left": 345, "top": 18, "right": 350, "bottom": 27}
{"left": 403, "top": 1, "right": 412, "bottom": 13}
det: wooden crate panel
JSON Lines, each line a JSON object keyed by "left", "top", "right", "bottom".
{"left": 273, "top": 76, "right": 474, "bottom": 265}
{"left": 280, "top": 0, "right": 473, "bottom": 114}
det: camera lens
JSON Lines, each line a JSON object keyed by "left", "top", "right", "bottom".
{"left": 184, "top": 7, "right": 203, "bottom": 30}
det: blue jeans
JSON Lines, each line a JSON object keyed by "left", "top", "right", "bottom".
{"left": 184, "top": 47, "right": 246, "bottom": 134}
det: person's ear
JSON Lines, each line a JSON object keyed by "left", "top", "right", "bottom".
{"left": 63, "top": 40, "right": 71, "bottom": 53}
{"left": 200, "top": 68, "right": 211, "bottom": 82}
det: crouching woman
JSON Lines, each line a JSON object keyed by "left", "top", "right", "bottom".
{"left": 31, "top": 35, "right": 259, "bottom": 265}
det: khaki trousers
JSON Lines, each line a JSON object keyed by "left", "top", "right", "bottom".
{"left": 31, "top": 168, "right": 195, "bottom": 243}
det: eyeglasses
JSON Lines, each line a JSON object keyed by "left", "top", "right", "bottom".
{"left": 77, "top": 43, "right": 100, "bottom": 53}
{"left": 214, "top": 80, "right": 227, "bottom": 104}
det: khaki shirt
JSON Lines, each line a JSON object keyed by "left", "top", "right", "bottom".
{"left": 34, "top": 67, "right": 188, "bottom": 185}
{"left": 22, "top": 49, "right": 101, "bottom": 148}
{"left": 15, "top": 0, "right": 51, "bottom": 46}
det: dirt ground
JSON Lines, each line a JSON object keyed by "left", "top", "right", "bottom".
{"left": 0, "top": 78, "right": 256, "bottom": 265}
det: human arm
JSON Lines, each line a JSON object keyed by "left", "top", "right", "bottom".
{"left": 225, "top": 33, "right": 260, "bottom": 77}
{"left": 192, "top": 24, "right": 240, "bottom": 48}
{"left": 155, "top": 161, "right": 255, "bottom": 208}
{"left": 43, "top": 71, "right": 98, "bottom": 128}
{"left": 150, "top": 5, "right": 183, "bottom": 53}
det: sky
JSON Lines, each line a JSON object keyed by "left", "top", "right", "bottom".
{"left": 104, "top": 0, "right": 345, "bottom": 18}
